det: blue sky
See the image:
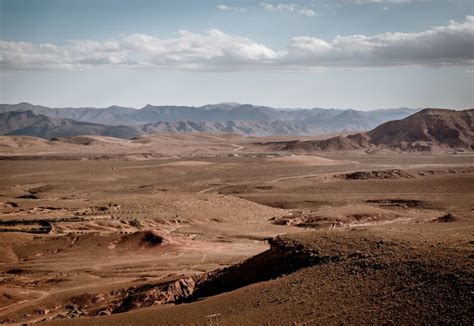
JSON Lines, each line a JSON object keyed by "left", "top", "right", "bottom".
{"left": 0, "top": 0, "right": 473, "bottom": 109}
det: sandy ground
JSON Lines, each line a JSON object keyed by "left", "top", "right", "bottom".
{"left": 0, "top": 134, "right": 472, "bottom": 325}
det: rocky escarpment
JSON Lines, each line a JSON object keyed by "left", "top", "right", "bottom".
{"left": 111, "top": 275, "right": 204, "bottom": 313}
{"left": 111, "top": 236, "right": 337, "bottom": 312}
{"left": 66, "top": 236, "right": 342, "bottom": 317}
{"left": 179, "top": 236, "right": 341, "bottom": 303}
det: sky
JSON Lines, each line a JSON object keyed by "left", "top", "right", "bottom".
{"left": 0, "top": 0, "right": 473, "bottom": 110}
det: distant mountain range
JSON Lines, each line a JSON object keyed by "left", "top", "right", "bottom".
{"left": 261, "top": 109, "right": 474, "bottom": 152}
{"left": 0, "top": 102, "right": 418, "bottom": 137}
{"left": 1, "top": 107, "right": 472, "bottom": 152}
{"left": 0, "top": 111, "right": 143, "bottom": 139}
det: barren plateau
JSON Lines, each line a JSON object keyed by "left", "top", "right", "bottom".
{"left": 0, "top": 133, "right": 472, "bottom": 325}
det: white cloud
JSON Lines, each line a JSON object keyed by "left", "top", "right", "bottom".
{"left": 260, "top": 2, "right": 276, "bottom": 11}
{"left": 260, "top": 2, "right": 318, "bottom": 16}
{"left": 286, "top": 15, "right": 474, "bottom": 67}
{"left": 298, "top": 9, "right": 317, "bottom": 17}
{"left": 0, "top": 30, "right": 282, "bottom": 70}
{"left": 1, "top": 16, "right": 472, "bottom": 71}
{"left": 216, "top": 5, "right": 245, "bottom": 12}
{"left": 261, "top": 2, "right": 295, "bottom": 11}
{"left": 123, "top": 29, "right": 282, "bottom": 68}
{"left": 0, "top": 39, "right": 130, "bottom": 69}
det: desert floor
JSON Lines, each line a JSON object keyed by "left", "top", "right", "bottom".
{"left": 0, "top": 134, "right": 472, "bottom": 325}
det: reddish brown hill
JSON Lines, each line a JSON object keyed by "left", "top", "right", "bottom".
{"left": 367, "top": 108, "right": 473, "bottom": 150}
{"left": 261, "top": 109, "right": 474, "bottom": 152}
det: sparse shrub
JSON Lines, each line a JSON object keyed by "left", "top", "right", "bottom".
{"left": 129, "top": 219, "right": 142, "bottom": 228}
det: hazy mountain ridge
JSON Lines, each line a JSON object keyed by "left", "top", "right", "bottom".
{"left": 140, "top": 120, "right": 325, "bottom": 135}
{"left": 0, "top": 111, "right": 328, "bottom": 138}
{"left": 0, "top": 111, "right": 142, "bottom": 139}
{"left": 262, "top": 109, "right": 474, "bottom": 152}
{"left": 0, "top": 103, "right": 418, "bottom": 133}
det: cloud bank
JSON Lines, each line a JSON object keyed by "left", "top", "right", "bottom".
{"left": 1, "top": 16, "right": 472, "bottom": 71}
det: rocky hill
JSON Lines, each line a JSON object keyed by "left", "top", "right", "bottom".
{"left": 261, "top": 109, "right": 474, "bottom": 152}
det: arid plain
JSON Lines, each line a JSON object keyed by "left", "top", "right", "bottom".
{"left": 0, "top": 133, "right": 472, "bottom": 325}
